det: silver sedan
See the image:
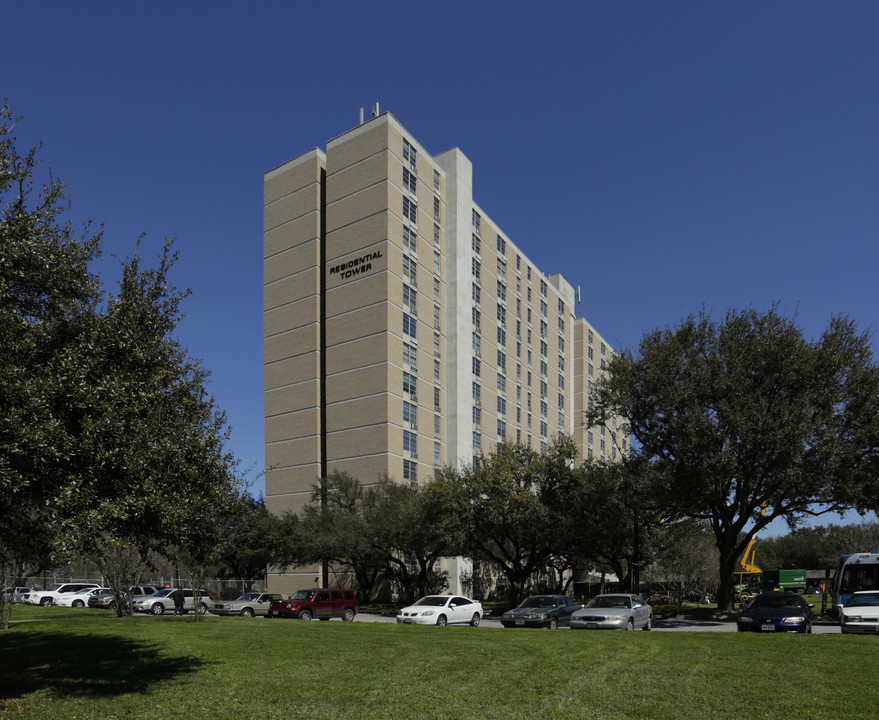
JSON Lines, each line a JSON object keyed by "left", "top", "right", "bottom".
{"left": 571, "top": 593, "right": 653, "bottom": 631}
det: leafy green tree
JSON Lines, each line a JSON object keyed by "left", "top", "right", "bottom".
{"left": 299, "top": 472, "right": 385, "bottom": 602}
{"left": 589, "top": 307, "right": 879, "bottom": 609}
{"left": 216, "top": 495, "right": 287, "bottom": 592}
{"left": 435, "top": 439, "right": 579, "bottom": 605}
{"left": 650, "top": 519, "right": 718, "bottom": 605}
{"left": 0, "top": 104, "right": 243, "bottom": 626}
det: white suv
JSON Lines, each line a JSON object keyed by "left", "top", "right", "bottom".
{"left": 28, "top": 583, "right": 101, "bottom": 606}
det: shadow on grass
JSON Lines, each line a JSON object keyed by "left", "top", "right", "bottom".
{"left": 0, "top": 630, "right": 207, "bottom": 699}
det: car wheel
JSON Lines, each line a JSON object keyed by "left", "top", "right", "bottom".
{"left": 470, "top": 613, "right": 481, "bottom": 627}
{"left": 151, "top": 603, "right": 165, "bottom": 615}
{"left": 549, "top": 616, "right": 558, "bottom": 630}
{"left": 643, "top": 615, "right": 652, "bottom": 631}
{"left": 73, "top": 600, "right": 85, "bottom": 608}
{"left": 240, "top": 607, "right": 255, "bottom": 617}
{"left": 436, "top": 614, "right": 447, "bottom": 626}
{"left": 626, "top": 618, "right": 634, "bottom": 631}
{"left": 342, "top": 608, "right": 355, "bottom": 622}
{"left": 40, "top": 598, "right": 53, "bottom": 607}
{"left": 198, "top": 603, "right": 209, "bottom": 615}
{"left": 299, "top": 609, "right": 313, "bottom": 621}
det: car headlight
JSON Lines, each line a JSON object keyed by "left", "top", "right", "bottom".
{"left": 844, "top": 615, "right": 862, "bottom": 623}
{"left": 605, "top": 615, "right": 627, "bottom": 622}
{"left": 784, "top": 616, "right": 805, "bottom": 623}
{"left": 421, "top": 611, "right": 434, "bottom": 617}
{"left": 739, "top": 616, "right": 755, "bottom": 623}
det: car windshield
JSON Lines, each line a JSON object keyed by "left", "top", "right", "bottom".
{"left": 414, "top": 596, "right": 448, "bottom": 607}
{"left": 750, "top": 595, "right": 802, "bottom": 610}
{"left": 846, "top": 592, "right": 879, "bottom": 607}
{"left": 236, "top": 593, "right": 261, "bottom": 601}
{"left": 289, "top": 590, "right": 316, "bottom": 601}
{"left": 150, "top": 589, "right": 173, "bottom": 598}
{"left": 44, "top": 584, "right": 63, "bottom": 592}
{"left": 521, "top": 596, "right": 555, "bottom": 608}
{"left": 587, "top": 596, "right": 630, "bottom": 609}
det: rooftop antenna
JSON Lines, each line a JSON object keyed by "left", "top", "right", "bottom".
{"left": 577, "top": 285, "right": 581, "bottom": 304}
{"left": 372, "top": 101, "right": 380, "bottom": 118}
{"left": 359, "top": 107, "right": 364, "bottom": 125}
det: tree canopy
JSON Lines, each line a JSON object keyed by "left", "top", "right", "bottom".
{"left": 0, "top": 103, "right": 243, "bottom": 626}
{"left": 589, "top": 307, "right": 879, "bottom": 609}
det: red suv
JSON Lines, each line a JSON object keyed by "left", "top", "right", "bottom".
{"left": 268, "top": 588, "right": 358, "bottom": 621}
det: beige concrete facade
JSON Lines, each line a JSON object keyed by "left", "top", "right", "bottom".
{"left": 263, "top": 112, "right": 622, "bottom": 595}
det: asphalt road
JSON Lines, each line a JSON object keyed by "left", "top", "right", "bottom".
{"left": 352, "top": 612, "right": 841, "bottom": 633}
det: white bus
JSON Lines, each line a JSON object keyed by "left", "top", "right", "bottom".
{"left": 833, "top": 549, "right": 879, "bottom": 613}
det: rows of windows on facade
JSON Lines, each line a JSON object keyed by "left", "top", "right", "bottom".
{"left": 469, "top": 205, "right": 576, "bottom": 458}
{"left": 400, "top": 139, "right": 444, "bottom": 482}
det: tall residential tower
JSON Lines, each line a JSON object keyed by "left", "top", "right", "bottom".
{"left": 264, "top": 111, "right": 622, "bottom": 594}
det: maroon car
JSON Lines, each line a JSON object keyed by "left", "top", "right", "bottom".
{"left": 268, "top": 588, "right": 358, "bottom": 621}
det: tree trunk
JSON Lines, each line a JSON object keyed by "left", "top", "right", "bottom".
{"left": 716, "top": 544, "right": 739, "bottom": 611}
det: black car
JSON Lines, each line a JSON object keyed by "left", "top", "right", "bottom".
{"left": 737, "top": 592, "right": 814, "bottom": 633}
{"left": 500, "top": 595, "right": 582, "bottom": 629}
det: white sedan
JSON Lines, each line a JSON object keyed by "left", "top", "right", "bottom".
{"left": 840, "top": 590, "right": 879, "bottom": 634}
{"left": 396, "top": 595, "right": 483, "bottom": 626}
{"left": 54, "top": 587, "right": 112, "bottom": 608}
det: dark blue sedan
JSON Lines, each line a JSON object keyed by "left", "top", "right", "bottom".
{"left": 737, "top": 592, "right": 814, "bottom": 633}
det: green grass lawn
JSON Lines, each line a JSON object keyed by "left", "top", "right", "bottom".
{"left": 1, "top": 605, "right": 876, "bottom": 719}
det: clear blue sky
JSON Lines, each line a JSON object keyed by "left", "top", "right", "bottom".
{"left": 4, "top": 2, "right": 878, "bottom": 530}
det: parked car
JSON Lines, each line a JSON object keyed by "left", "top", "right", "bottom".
{"left": 571, "top": 593, "right": 653, "bottom": 631}
{"left": 268, "top": 589, "right": 358, "bottom": 621}
{"left": 88, "top": 586, "right": 162, "bottom": 610}
{"left": 2, "top": 587, "right": 30, "bottom": 604}
{"left": 396, "top": 595, "right": 483, "bottom": 626}
{"left": 133, "top": 588, "right": 213, "bottom": 615}
{"left": 839, "top": 590, "right": 879, "bottom": 634}
{"left": 214, "top": 592, "right": 283, "bottom": 617}
{"left": 500, "top": 595, "right": 581, "bottom": 629}
{"left": 27, "top": 583, "right": 101, "bottom": 607}
{"left": 55, "top": 587, "right": 111, "bottom": 608}
{"left": 737, "top": 592, "right": 814, "bottom": 633}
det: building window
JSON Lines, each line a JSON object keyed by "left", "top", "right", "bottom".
{"left": 434, "top": 223, "right": 440, "bottom": 246}
{"left": 472, "top": 406, "right": 481, "bottom": 424}
{"left": 433, "top": 277, "right": 441, "bottom": 303}
{"left": 497, "top": 234, "right": 506, "bottom": 255}
{"left": 559, "top": 393, "right": 565, "bottom": 410}
{"left": 497, "top": 327, "right": 506, "bottom": 347}
{"left": 471, "top": 257, "right": 481, "bottom": 282}
{"left": 540, "top": 400, "right": 547, "bottom": 417}
{"left": 497, "top": 281, "right": 506, "bottom": 303}
{"left": 435, "top": 413, "right": 441, "bottom": 437}
{"left": 498, "top": 373, "right": 507, "bottom": 395}
{"left": 540, "top": 299, "right": 548, "bottom": 317}
{"left": 403, "top": 400, "right": 418, "bottom": 429}
{"left": 434, "top": 332, "right": 441, "bottom": 359}
{"left": 434, "top": 358, "right": 441, "bottom": 384}
{"left": 540, "top": 279, "right": 547, "bottom": 297}
{"left": 434, "top": 386, "right": 441, "bottom": 413}
{"left": 558, "top": 299, "right": 565, "bottom": 315}
{"left": 472, "top": 209, "right": 481, "bottom": 235}
{"left": 497, "top": 350, "right": 506, "bottom": 373}
{"left": 403, "top": 255, "right": 417, "bottom": 286}
{"left": 403, "top": 196, "right": 417, "bottom": 224}
{"left": 472, "top": 307, "right": 480, "bottom": 330}
{"left": 540, "top": 421, "right": 548, "bottom": 437}
{"left": 540, "top": 360, "right": 548, "bottom": 377}
{"left": 540, "top": 340, "right": 547, "bottom": 357}
{"left": 473, "top": 431, "right": 481, "bottom": 452}
{"left": 497, "top": 419, "right": 507, "bottom": 440}
{"left": 435, "top": 441, "right": 441, "bottom": 466}
{"left": 497, "top": 305, "right": 506, "bottom": 327}
{"left": 403, "top": 371, "right": 417, "bottom": 400}
{"left": 497, "top": 397, "right": 506, "bottom": 415}
{"left": 559, "top": 336, "right": 565, "bottom": 354}
{"left": 403, "top": 342, "right": 417, "bottom": 369}
{"left": 472, "top": 234, "right": 480, "bottom": 255}
{"left": 559, "top": 356, "right": 565, "bottom": 372}
{"left": 403, "top": 283, "right": 417, "bottom": 314}
{"left": 403, "top": 313, "right": 417, "bottom": 340}
{"left": 402, "top": 226, "right": 417, "bottom": 254}
{"left": 473, "top": 381, "right": 481, "bottom": 404}
{"left": 403, "top": 138, "right": 417, "bottom": 170}
{"left": 473, "top": 332, "right": 481, "bottom": 357}
{"left": 433, "top": 196, "right": 441, "bottom": 223}
{"left": 403, "top": 458, "right": 417, "bottom": 481}
{"left": 472, "top": 357, "right": 481, "bottom": 377}
{"left": 433, "top": 169, "right": 440, "bottom": 193}
{"left": 497, "top": 258, "right": 507, "bottom": 278}
{"left": 516, "top": 255, "right": 521, "bottom": 270}
{"left": 558, "top": 317, "right": 565, "bottom": 334}
{"left": 558, "top": 375, "right": 565, "bottom": 391}
{"left": 433, "top": 251, "right": 441, "bottom": 277}
{"left": 403, "top": 167, "right": 417, "bottom": 195}
{"left": 540, "top": 320, "right": 548, "bottom": 339}
{"left": 433, "top": 305, "right": 441, "bottom": 331}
